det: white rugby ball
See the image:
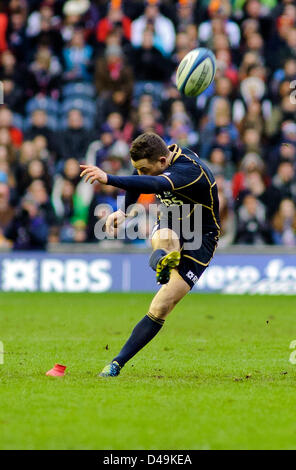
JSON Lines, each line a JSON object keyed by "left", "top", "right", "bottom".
{"left": 176, "top": 47, "right": 216, "bottom": 97}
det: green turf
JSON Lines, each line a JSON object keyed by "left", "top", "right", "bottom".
{"left": 0, "top": 292, "right": 296, "bottom": 450}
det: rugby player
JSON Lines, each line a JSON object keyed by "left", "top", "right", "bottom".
{"left": 80, "top": 132, "right": 220, "bottom": 377}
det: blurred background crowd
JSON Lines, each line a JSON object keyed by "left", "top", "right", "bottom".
{"left": 1, "top": 0, "right": 296, "bottom": 250}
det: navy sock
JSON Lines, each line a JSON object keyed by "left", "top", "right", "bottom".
{"left": 113, "top": 313, "right": 164, "bottom": 368}
{"left": 149, "top": 249, "right": 167, "bottom": 271}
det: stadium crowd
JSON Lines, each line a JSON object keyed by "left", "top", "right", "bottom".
{"left": 0, "top": 0, "right": 296, "bottom": 249}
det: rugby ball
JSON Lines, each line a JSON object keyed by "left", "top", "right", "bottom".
{"left": 176, "top": 48, "right": 216, "bottom": 97}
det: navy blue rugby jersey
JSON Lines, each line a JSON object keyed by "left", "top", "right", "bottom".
{"left": 155, "top": 144, "right": 220, "bottom": 236}
{"left": 107, "top": 143, "right": 220, "bottom": 237}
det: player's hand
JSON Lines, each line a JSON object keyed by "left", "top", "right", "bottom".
{"left": 105, "top": 209, "right": 126, "bottom": 236}
{"left": 80, "top": 165, "right": 108, "bottom": 184}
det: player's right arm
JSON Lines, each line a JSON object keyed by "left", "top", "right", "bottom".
{"left": 80, "top": 164, "right": 172, "bottom": 193}
{"left": 80, "top": 165, "right": 171, "bottom": 235}
{"left": 80, "top": 162, "right": 200, "bottom": 234}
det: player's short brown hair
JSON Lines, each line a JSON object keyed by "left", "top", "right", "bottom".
{"left": 130, "top": 132, "right": 169, "bottom": 162}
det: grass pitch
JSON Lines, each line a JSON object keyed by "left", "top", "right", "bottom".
{"left": 0, "top": 292, "right": 295, "bottom": 450}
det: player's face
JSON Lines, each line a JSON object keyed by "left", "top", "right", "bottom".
{"left": 131, "top": 157, "right": 167, "bottom": 176}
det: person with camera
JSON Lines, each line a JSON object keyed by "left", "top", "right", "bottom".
{"left": 5, "top": 193, "right": 49, "bottom": 250}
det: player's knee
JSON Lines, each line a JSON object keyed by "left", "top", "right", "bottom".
{"left": 163, "top": 239, "right": 179, "bottom": 253}
{"left": 152, "top": 229, "right": 179, "bottom": 253}
{"left": 151, "top": 297, "right": 178, "bottom": 319}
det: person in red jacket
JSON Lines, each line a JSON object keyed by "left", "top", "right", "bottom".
{"left": 96, "top": 0, "right": 131, "bottom": 44}
{"left": 0, "top": 107, "right": 23, "bottom": 148}
{"left": 0, "top": 13, "right": 8, "bottom": 52}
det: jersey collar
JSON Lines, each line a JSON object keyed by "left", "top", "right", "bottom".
{"left": 168, "top": 143, "right": 182, "bottom": 165}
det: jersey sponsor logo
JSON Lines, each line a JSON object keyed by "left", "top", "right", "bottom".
{"left": 156, "top": 194, "right": 184, "bottom": 206}
{"left": 186, "top": 270, "right": 198, "bottom": 284}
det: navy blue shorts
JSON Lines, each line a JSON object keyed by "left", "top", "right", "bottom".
{"left": 151, "top": 224, "right": 219, "bottom": 289}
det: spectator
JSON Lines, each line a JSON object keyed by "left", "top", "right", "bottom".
{"left": 216, "top": 174, "right": 236, "bottom": 248}
{"left": 171, "top": 31, "right": 192, "bottom": 71}
{"left": 87, "top": 184, "right": 118, "bottom": 242}
{"left": 166, "top": 101, "right": 198, "bottom": 149}
{"left": 18, "top": 140, "right": 39, "bottom": 167}
{"left": 95, "top": 43, "right": 134, "bottom": 119}
{"left": 215, "top": 48, "right": 238, "bottom": 87}
{"left": 267, "top": 143, "right": 296, "bottom": 177}
{"left": 131, "top": 0, "right": 176, "bottom": 56}
{"left": 199, "top": 98, "right": 239, "bottom": 160}
{"left": 92, "top": 125, "right": 116, "bottom": 166}
{"left": 207, "top": 147, "right": 235, "bottom": 179}
{"left": 0, "top": 134, "right": 16, "bottom": 166}
{"left": 55, "top": 109, "right": 94, "bottom": 163}
{"left": 5, "top": 193, "right": 49, "bottom": 250}
{"left": 242, "top": 0, "right": 273, "bottom": 39}
{"left": 25, "top": 109, "right": 54, "bottom": 149}
{"left": 27, "top": 179, "right": 56, "bottom": 227}
{"left": 244, "top": 169, "right": 281, "bottom": 218}
{"left": 7, "top": 10, "right": 27, "bottom": 62}
{"left": 30, "top": 11, "right": 63, "bottom": 57}
{"left": 238, "top": 100, "right": 265, "bottom": 136}
{"left": 96, "top": 2, "right": 131, "bottom": 45}
{"left": 26, "top": 1, "right": 60, "bottom": 39}
{"left": 51, "top": 175, "right": 89, "bottom": 242}
{"left": 63, "top": 28, "right": 93, "bottom": 82}
{"left": 26, "top": 46, "right": 61, "bottom": 97}
{"left": 1, "top": 78, "right": 23, "bottom": 113}
{"left": 272, "top": 198, "right": 296, "bottom": 245}
{"left": 131, "top": 28, "right": 172, "bottom": 82}
{"left": 272, "top": 159, "right": 296, "bottom": 202}
{"left": 0, "top": 50, "right": 21, "bottom": 83}
{"left": 18, "top": 158, "right": 52, "bottom": 196}
{"left": 0, "top": 12, "right": 8, "bottom": 53}
{"left": 0, "top": 107, "right": 23, "bottom": 148}
{"left": 0, "top": 181, "right": 14, "bottom": 248}
{"left": 199, "top": 0, "right": 241, "bottom": 49}
{"left": 62, "top": 0, "right": 91, "bottom": 42}
{"left": 176, "top": 0, "right": 195, "bottom": 33}
{"left": 235, "top": 192, "right": 272, "bottom": 244}
{"left": 232, "top": 152, "right": 265, "bottom": 199}
{"left": 33, "top": 135, "right": 52, "bottom": 163}
{"left": 240, "top": 127, "right": 262, "bottom": 155}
